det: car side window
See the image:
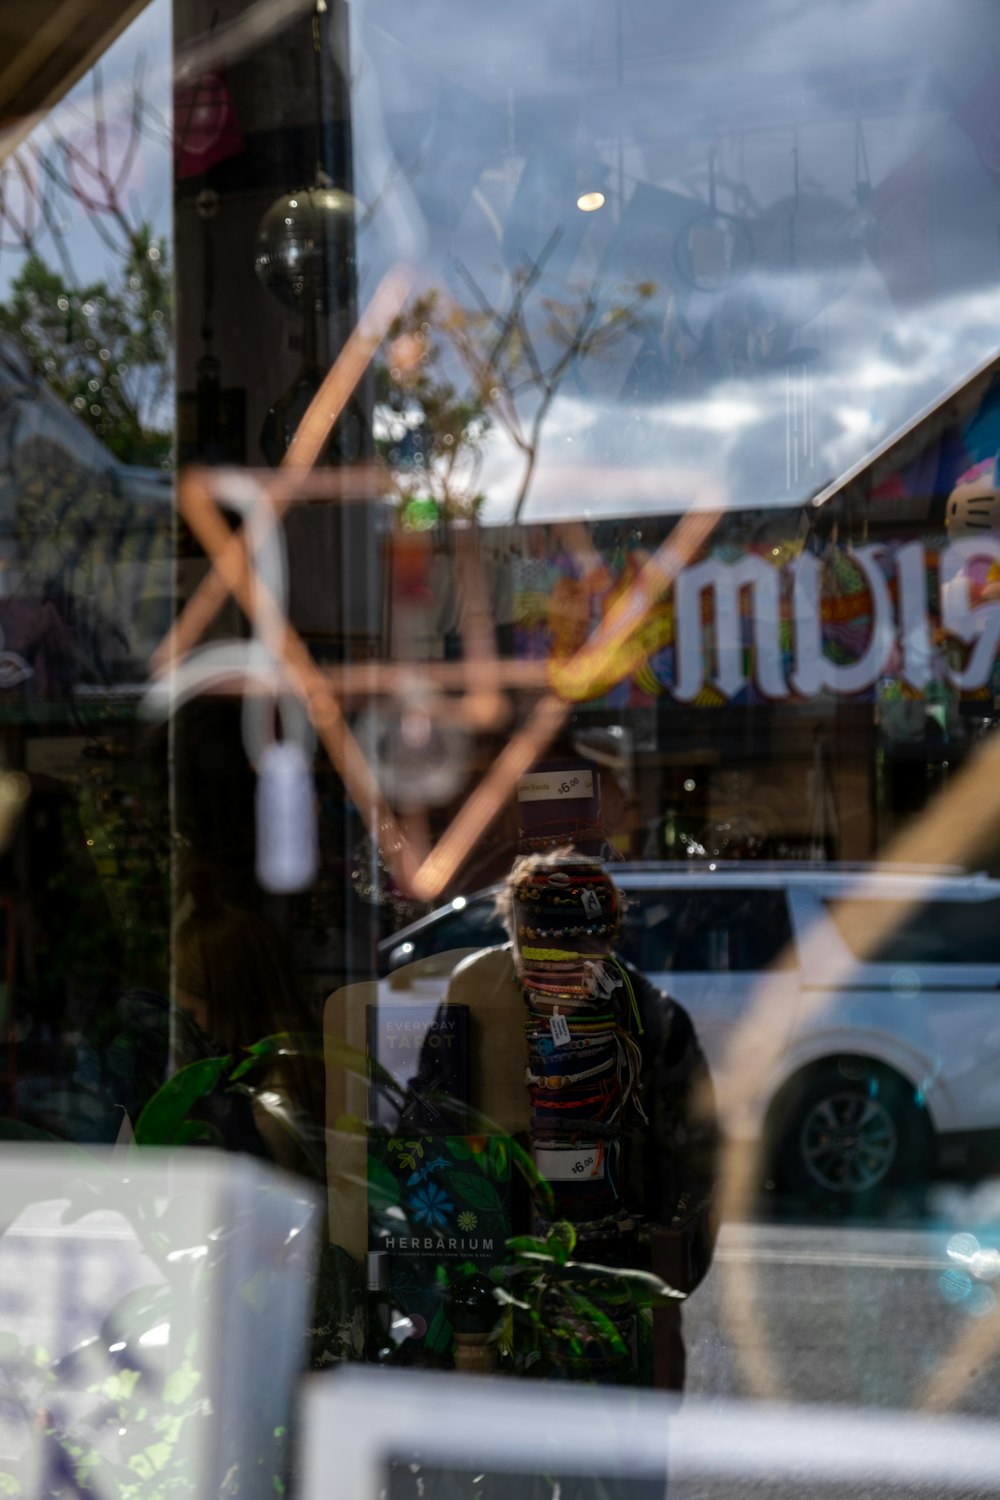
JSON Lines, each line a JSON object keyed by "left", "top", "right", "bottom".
{"left": 824, "top": 896, "right": 1000, "bottom": 965}
{"left": 619, "top": 891, "right": 685, "bottom": 970}
{"left": 623, "top": 888, "right": 794, "bottom": 972}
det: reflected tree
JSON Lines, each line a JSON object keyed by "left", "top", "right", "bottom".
{"left": 0, "top": 57, "right": 173, "bottom": 467}
{"left": 376, "top": 251, "right": 658, "bottom": 521}
{"left": 376, "top": 290, "right": 492, "bottom": 522}
{"left": 0, "top": 227, "right": 172, "bottom": 467}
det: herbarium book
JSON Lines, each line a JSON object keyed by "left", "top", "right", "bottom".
{"left": 367, "top": 1133, "right": 513, "bottom": 1357}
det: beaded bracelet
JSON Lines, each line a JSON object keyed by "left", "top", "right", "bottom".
{"left": 525, "top": 1057, "right": 615, "bottom": 1089}
{"left": 527, "top": 1030, "right": 617, "bottom": 1053}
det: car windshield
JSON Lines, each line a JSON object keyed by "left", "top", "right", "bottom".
{"left": 396, "top": 900, "right": 508, "bottom": 961}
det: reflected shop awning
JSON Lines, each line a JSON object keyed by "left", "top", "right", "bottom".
{"left": 0, "top": 0, "right": 149, "bottom": 152}
{"left": 809, "top": 345, "right": 1000, "bottom": 528}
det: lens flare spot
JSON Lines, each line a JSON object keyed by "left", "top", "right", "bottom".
{"left": 947, "top": 1232, "right": 980, "bottom": 1264}
{"left": 939, "top": 1268, "right": 972, "bottom": 1303}
{"left": 970, "top": 1248, "right": 1000, "bottom": 1281}
{"left": 967, "top": 1284, "right": 997, "bottom": 1318}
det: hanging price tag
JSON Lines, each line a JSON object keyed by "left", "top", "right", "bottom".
{"left": 550, "top": 1011, "right": 571, "bottom": 1049}
{"left": 581, "top": 888, "right": 603, "bottom": 919}
{"left": 590, "top": 962, "right": 619, "bottom": 998}
{"left": 517, "top": 768, "right": 594, "bottom": 802}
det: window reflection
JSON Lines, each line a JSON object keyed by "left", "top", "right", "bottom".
{"left": 1, "top": 1, "right": 1000, "bottom": 1489}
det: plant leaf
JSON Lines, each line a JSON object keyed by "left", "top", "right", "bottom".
{"left": 561, "top": 1289, "right": 629, "bottom": 1356}
{"left": 544, "top": 1221, "right": 576, "bottom": 1264}
{"left": 133, "top": 1056, "right": 232, "bottom": 1145}
{"left": 367, "top": 1156, "right": 401, "bottom": 1213}
{"left": 458, "top": 1110, "right": 553, "bottom": 1215}
{"left": 424, "top": 1305, "right": 452, "bottom": 1355}
{"left": 506, "top": 1235, "right": 553, "bottom": 1259}
{"left": 568, "top": 1260, "right": 685, "bottom": 1305}
{"left": 490, "top": 1286, "right": 532, "bottom": 1312}
{"left": 486, "top": 1137, "right": 509, "bottom": 1181}
{"left": 229, "top": 1032, "right": 325, "bottom": 1081}
{"left": 445, "top": 1171, "right": 504, "bottom": 1215}
{"left": 231, "top": 1082, "right": 326, "bottom": 1178}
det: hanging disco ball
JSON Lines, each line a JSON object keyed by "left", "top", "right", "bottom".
{"left": 254, "top": 184, "right": 356, "bottom": 312}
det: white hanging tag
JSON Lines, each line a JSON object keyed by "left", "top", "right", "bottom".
{"left": 256, "top": 740, "right": 318, "bottom": 893}
{"left": 550, "top": 1010, "right": 571, "bottom": 1049}
{"left": 591, "top": 962, "right": 619, "bottom": 998}
{"left": 581, "top": 889, "right": 602, "bottom": 919}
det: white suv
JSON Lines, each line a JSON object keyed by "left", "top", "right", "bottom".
{"left": 377, "top": 863, "right": 1000, "bottom": 1204}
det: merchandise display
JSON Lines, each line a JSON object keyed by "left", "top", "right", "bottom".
{"left": 512, "top": 861, "right": 644, "bottom": 1240}
{"left": 511, "top": 856, "right": 650, "bottom": 1381}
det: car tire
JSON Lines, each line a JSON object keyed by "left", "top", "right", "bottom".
{"left": 773, "top": 1059, "right": 931, "bottom": 1212}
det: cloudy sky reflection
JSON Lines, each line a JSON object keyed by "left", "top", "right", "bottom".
{"left": 354, "top": 0, "right": 1000, "bottom": 524}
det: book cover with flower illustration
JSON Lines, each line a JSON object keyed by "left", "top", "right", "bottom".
{"left": 367, "top": 1134, "right": 514, "bottom": 1357}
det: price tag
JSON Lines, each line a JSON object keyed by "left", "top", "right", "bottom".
{"left": 535, "top": 1146, "right": 604, "bottom": 1182}
{"left": 590, "top": 962, "right": 619, "bottom": 998}
{"left": 581, "top": 888, "right": 602, "bottom": 919}
{"left": 550, "top": 1011, "right": 571, "bottom": 1049}
{"left": 517, "top": 768, "right": 594, "bottom": 803}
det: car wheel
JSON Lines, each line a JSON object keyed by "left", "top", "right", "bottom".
{"left": 774, "top": 1061, "right": 930, "bottom": 1209}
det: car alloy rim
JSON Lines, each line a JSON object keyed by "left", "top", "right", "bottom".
{"left": 799, "top": 1090, "right": 898, "bottom": 1193}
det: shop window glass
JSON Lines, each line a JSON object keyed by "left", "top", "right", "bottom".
{"left": 7, "top": 0, "right": 1000, "bottom": 1458}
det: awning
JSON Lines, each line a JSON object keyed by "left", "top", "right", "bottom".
{"left": 0, "top": 0, "right": 150, "bottom": 156}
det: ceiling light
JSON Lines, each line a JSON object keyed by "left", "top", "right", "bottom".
{"left": 576, "top": 190, "right": 605, "bottom": 213}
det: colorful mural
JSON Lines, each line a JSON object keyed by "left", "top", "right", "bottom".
{"left": 513, "top": 532, "right": 1000, "bottom": 709}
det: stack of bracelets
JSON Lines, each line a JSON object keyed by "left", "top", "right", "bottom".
{"left": 511, "top": 858, "right": 649, "bottom": 1382}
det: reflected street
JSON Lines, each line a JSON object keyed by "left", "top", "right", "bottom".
{"left": 688, "top": 1203, "right": 1000, "bottom": 1417}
